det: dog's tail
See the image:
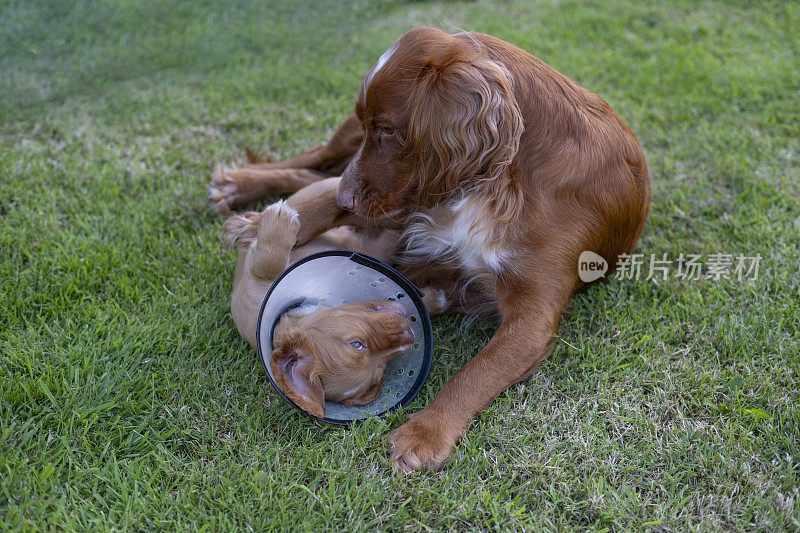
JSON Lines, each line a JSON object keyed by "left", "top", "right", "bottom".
{"left": 221, "top": 212, "right": 259, "bottom": 248}
{"left": 245, "top": 148, "right": 274, "bottom": 165}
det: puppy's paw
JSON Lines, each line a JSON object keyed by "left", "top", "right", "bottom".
{"left": 208, "top": 164, "right": 241, "bottom": 215}
{"left": 421, "top": 287, "right": 449, "bottom": 315}
{"left": 257, "top": 200, "right": 301, "bottom": 250}
{"left": 245, "top": 201, "right": 301, "bottom": 280}
{"left": 221, "top": 210, "right": 260, "bottom": 248}
{"left": 389, "top": 411, "right": 458, "bottom": 473}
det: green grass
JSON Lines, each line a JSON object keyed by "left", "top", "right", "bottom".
{"left": 1, "top": 0, "right": 799, "bottom": 530}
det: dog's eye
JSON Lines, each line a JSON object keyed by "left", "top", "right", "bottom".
{"left": 381, "top": 126, "right": 394, "bottom": 136}
{"left": 350, "top": 340, "right": 365, "bottom": 350}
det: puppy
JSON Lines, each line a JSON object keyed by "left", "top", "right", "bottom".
{"left": 222, "top": 179, "right": 438, "bottom": 418}
{"left": 270, "top": 301, "right": 413, "bottom": 418}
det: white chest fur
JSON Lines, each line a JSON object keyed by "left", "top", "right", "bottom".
{"left": 401, "top": 197, "right": 512, "bottom": 275}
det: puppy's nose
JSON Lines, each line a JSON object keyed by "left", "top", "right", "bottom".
{"left": 336, "top": 188, "right": 356, "bottom": 211}
{"left": 400, "top": 326, "right": 414, "bottom": 344}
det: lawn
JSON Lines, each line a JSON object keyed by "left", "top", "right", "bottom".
{"left": 1, "top": 0, "right": 799, "bottom": 530}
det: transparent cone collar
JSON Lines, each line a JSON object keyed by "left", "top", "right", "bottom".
{"left": 256, "top": 251, "right": 433, "bottom": 424}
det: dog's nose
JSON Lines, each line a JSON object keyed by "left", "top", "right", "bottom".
{"left": 336, "top": 188, "right": 356, "bottom": 211}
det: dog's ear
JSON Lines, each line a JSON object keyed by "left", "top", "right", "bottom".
{"left": 270, "top": 346, "right": 325, "bottom": 419}
{"left": 404, "top": 51, "right": 524, "bottom": 218}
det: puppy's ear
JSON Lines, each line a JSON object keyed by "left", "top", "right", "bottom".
{"left": 405, "top": 52, "right": 524, "bottom": 219}
{"left": 270, "top": 346, "right": 325, "bottom": 419}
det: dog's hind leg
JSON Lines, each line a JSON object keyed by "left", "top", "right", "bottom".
{"left": 419, "top": 287, "right": 450, "bottom": 315}
{"left": 209, "top": 167, "right": 329, "bottom": 215}
{"left": 209, "top": 115, "right": 363, "bottom": 214}
{"left": 245, "top": 115, "right": 363, "bottom": 174}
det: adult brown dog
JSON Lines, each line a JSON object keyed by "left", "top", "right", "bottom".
{"left": 209, "top": 27, "right": 650, "bottom": 472}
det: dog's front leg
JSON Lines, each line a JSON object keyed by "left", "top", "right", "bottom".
{"left": 285, "top": 178, "right": 398, "bottom": 245}
{"left": 389, "top": 281, "right": 570, "bottom": 472}
{"left": 222, "top": 178, "right": 372, "bottom": 260}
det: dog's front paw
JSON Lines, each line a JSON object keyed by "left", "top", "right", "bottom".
{"left": 208, "top": 164, "right": 242, "bottom": 215}
{"left": 389, "top": 410, "right": 459, "bottom": 473}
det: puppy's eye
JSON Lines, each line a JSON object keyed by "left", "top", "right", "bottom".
{"left": 350, "top": 340, "right": 365, "bottom": 350}
{"left": 381, "top": 126, "right": 394, "bottom": 136}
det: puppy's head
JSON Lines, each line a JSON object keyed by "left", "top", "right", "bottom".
{"left": 270, "top": 301, "right": 414, "bottom": 419}
{"left": 336, "top": 27, "right": 523, "bottom": 220}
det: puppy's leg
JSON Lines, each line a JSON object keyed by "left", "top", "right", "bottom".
{"left": 419, "top": 287, "right": 450, "bottom": 315}
{"left": 246, "top": 201, "right": 301, "bottom": 280}
{"left": 222, "top": 201, "right": 302, "bottom": 280}
{"left": 222, "top": 202, "right": 300, "bottom": 350}
{"left": 220, "top": 177, "right": 362, "bottom": 252}
{"left": 209, "top": 115, "right": 363, "bottom": 214}
{"left": 254, "top": 174, "right": 401, "bottom": 247}
{"left": 222, "top": 176, "right": 390, "bottom": 265}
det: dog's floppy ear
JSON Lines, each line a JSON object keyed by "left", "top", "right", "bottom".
{"left": 270, "top": 346, "right": 325, "bottom": 419}
{"left": 404, "top": 50, "right": 524, "bottom": 219}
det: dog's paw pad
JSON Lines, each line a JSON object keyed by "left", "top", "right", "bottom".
{"left": 389, "top": 414, "right": 456, "bottom": 473}
{"left": 208, "top": 164, "right": 241, "bottom": 215}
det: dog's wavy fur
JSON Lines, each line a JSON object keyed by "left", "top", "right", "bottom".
{"left": 404, "top": 52, "right": 524, "bottom": 221}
